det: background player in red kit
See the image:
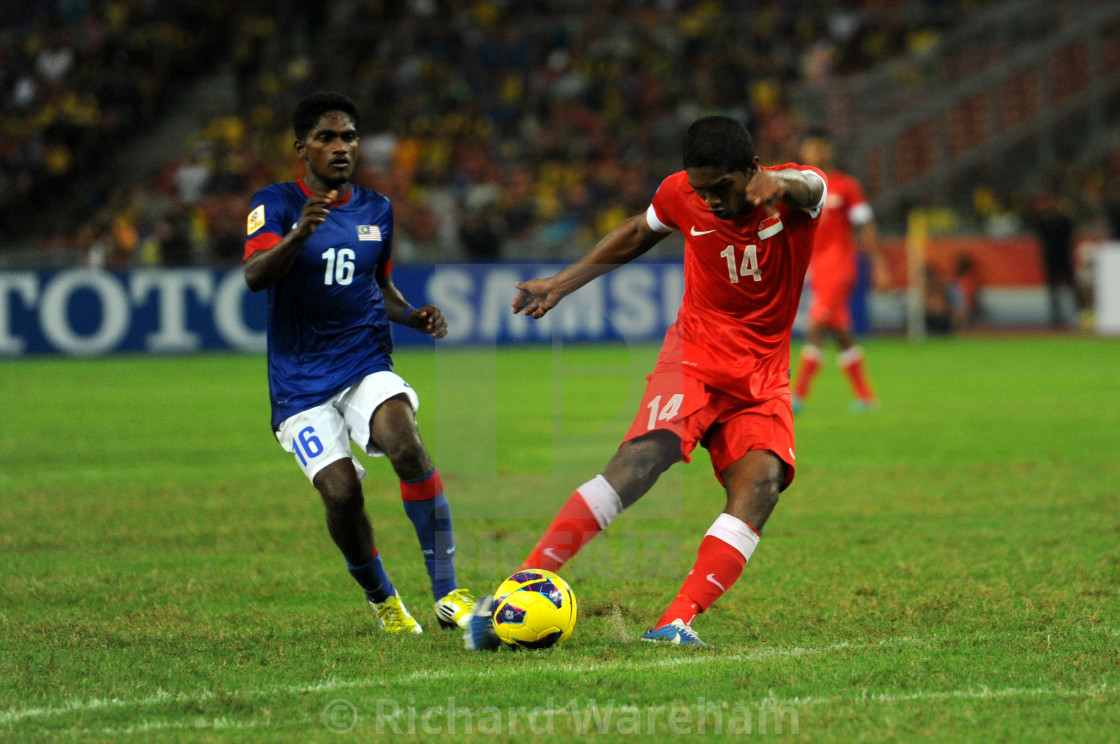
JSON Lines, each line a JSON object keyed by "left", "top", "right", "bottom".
{"left": 464, "top": 116, "right": 826, "bottom": 648}
{"left": 791, "top": 128, "right": 889, "bottom": 412}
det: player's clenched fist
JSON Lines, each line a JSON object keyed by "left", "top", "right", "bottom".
{"left": 745, "top": 171, "right": 784, "bottom": 208}
{"left": 406, "top": 305, "right": 448, "bottom": 339}
{"left": 297, "top": 190, "right": 338, "bottom": 236}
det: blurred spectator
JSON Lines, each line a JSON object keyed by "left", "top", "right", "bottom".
{"left": 499, "top": 166, "right": 540, "bottom": 250}
{"left": 1103, "top": 163, "right": 1120, "bottom": 241}
{"left": 1024, "top": 190, "right": 1089, "bottom": 328}
{"left": 947, "top": 254, "right": 983, "bottom": 330}
{"left": 458, "top": 206, "right": 503, "bottom": 262}
{"left": 172, "top": 149, "right": 212, "bottom": 205}
{"left": 85, "top": 208, "right": 138, "bottom": 269}
{"left": 154, "top": 206, "right": 194, "bottom": 266}
{"left": 924, "top": 263, "right": 954, "bottom": 335}
{"left": 232, "top": 13, "right": 274, "bottom": 103}
{"left": 204, "top": 197, "right": 247, "bottom": 266}
{"left": 35, "top": 32, "right": 75, "bottom": 85}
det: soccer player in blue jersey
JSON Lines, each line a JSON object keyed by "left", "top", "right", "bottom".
{"left": 244, "top": 92, "right": 474, "bottom": 634}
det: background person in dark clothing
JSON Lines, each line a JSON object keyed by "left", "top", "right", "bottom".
{"left": 1025, "top": 191, "right": 1088, "bottom": 328}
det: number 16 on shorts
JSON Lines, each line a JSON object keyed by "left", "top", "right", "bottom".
{"left": 292, "top": 426, "right": 324, "bottom": 466}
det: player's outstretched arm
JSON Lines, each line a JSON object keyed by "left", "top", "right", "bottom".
{"left": 512, "top": 213, "right": 666, "bottom": 319}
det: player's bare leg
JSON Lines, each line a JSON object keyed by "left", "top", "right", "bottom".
{"left": 313, "top": 458, "right": 375, "bottom": 565}
{"left": 370, "top": 395, "right": 434, "bottom": 481}
{"left": 521, "top": 431, "right": 682, "bottom": 572}
{"left": 603, "top": 431, "right": 683, "bottom": 507}
{"left": 833, "top": 326, "right": 876, "bottom": 409}
{"left": 313, "top": 458, "right": 418, "bottom": 631}
{"left": 808, "top": 322, "right": 827, "bottom": 351}
{"left": 719, "top": 449, "right": 785, "bottom": 529}
{"left": 371, "top": 395, "right": 474, "bottom": 628}
{"left": 646, "top": 450, "right": 784, "bottom": 646}
{"left": 792, "top": 321, "right": 827, "bottom": 410}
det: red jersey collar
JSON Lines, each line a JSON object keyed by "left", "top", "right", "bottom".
{"left": 297, "top": 179, "right": 352, "bottom": 206}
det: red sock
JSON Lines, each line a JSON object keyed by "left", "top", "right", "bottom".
{"left": 792, "top": 345, "right": 822, "bottom": 398}
{"left": 839, "top": 346, "right": 874, "bottom": 401}
{"left": 522, "top": 476, "right": 622, "bottom": 572}
{"left": 658, "top": 594, "right": 703, "bottom": 628}
{"left": 655, "top": 514, "right": 760, "bottom": 629}
{"left": 521, "top": 493, "right": 599, "bottom": 572}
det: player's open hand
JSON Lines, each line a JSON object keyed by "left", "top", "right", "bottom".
{"left": 745, "top": 172, "right": 784, "bottom": 209}
{"left": 512, "top": 278, "right": 561, "bottom": 319}
{"left": 407, "top": 304, "right": 448, "bottom": 338}
{"left": 296, "top": 190, "right": 338, "bottom": 236}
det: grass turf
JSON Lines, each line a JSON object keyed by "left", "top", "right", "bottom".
{"left": 1, "top": 335, "right": 1117, "bottom": 741}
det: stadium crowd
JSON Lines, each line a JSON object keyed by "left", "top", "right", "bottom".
{"left": 0, "top": 1, "right": 247, "bottom": 251}
{"left": 2, "top": 0, "right": 1118, "bottom": 269}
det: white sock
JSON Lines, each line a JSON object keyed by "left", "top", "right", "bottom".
{"left": 577, "top": 474, "right": 623, "bottom": 529}
{"left": 705, "top": 513, "right": 761, "bottom": 562}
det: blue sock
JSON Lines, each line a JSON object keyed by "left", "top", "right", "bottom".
{"left": 347, "top": 551, "right": 394, "bottom": 603}
{"left": 401, "top": 471, "right": 458, "bottom": 599}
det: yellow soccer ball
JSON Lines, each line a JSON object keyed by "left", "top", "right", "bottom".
{"left": 491, "top": 569, "right": 577, "bottom": 649}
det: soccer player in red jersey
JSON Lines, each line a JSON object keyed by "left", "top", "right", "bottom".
{"left": 790, "top": 129, "right": 889, "bottom": 412}
{"left": 463, "top": 116, "right": 826, "bottom": 648}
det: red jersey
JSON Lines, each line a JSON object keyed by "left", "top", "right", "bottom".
{"left": 810, "top": 169, "right": 872, "bottom": 282}
{"left": 647, "top": 165, "right": 826, "bottom": 403}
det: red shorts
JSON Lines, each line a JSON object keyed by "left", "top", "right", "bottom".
{"left": 622, "top": 369, "right": 797, "bottom": 490}
{"left": 809, "top": 274, "right": 855, "bottom": 330}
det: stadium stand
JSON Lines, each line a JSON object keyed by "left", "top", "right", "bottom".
{"left": 2, "top": 0, "right": 1117, "bottom": 280}
{"left": 0, "top": 1, "right": 244, "bottom": 253}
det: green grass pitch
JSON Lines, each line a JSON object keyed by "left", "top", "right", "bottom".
{"left": 2, "top": 336, "right": 1118, "bottom": 742}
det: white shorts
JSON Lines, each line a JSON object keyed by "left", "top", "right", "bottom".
{"left": 275, "top": 371, "right": 420, "bottom": 483}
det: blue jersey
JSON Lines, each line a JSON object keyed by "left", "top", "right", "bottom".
{"left": 245, "top": 180, "right": 395, "bottom": 430}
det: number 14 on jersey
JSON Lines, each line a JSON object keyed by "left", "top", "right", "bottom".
{"left": 720, "top": 244, "right": 761, "bottom": 283}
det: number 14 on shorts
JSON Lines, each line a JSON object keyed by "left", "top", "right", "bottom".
{"left": 646, "top": 394, "right": 684, "bottom": 429}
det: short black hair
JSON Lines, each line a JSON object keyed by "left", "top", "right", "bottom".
{"left": 682, "top": 116, "right": 755, "bottom": 172}
{"left": 292, "top": 92, "right": 360, "bottom": 141}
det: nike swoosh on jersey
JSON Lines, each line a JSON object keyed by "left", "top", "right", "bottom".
{"left": 690, "top": 226, "right": 717, "bottom": 236}
{"left": 706, "top": 573, "right": 726, "bottom": 591}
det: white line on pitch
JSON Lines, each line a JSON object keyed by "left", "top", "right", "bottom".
{"left": 5, "top": 628, "right": 1115, "bottom": 727}
{"left": 49, "top": 683, "right": 1114, "bottom": 739}
{"left": 75, "top": 717, "right": 259, "bottom": 737}
{"left": 767, "top": 682, "right": 1112, "bottom": 708}
{"left": 0, "top": 636, "right": 925, "bottom": 725}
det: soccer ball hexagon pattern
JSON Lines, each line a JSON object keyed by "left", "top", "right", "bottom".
{"left": 491, "top": 569, "right": 577, "bottom": 649}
